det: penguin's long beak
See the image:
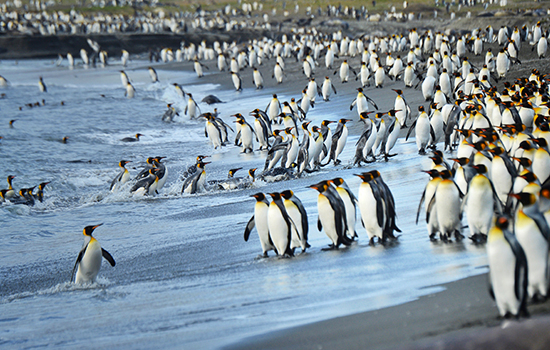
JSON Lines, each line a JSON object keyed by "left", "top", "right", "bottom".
{"left": 92, "top": 223, "right": 103, "bottom": 230}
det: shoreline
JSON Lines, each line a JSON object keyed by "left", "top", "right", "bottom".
{"left": 225, "top": 272, "right": 550, "bottom": 350}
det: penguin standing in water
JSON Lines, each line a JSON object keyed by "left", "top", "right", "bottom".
{"left": 38, "top": 77, "right": 47, "bottom": 93}
{"left": 110, "top": 160, "right": 131, "bottom": 191}
{"left": 185, "top": 93, "right": 200, "bottom": 120}
{"left": 309, "top": 180, "right": 352, "bottom": 250}
{"left": 281, "top": 190, "right": 309, "bottom": 253}
{"left": 462, "top": 164, "right": 502, "bottom": 243}
{"left": 267, "top": 192, "right": 295, "bottom": 257}
{"left": 487, "top": 215, "right": 529, "bottom": 318}
{"left": 323, "top": 119, "right": 351, "bottom": 166}
{"left": 330, "top": 178, "right": 358, "bottom": 240}
{"left": 244, "top": 193, "right": 275, "bottom": 258}
{"left": 4, "top": 175, "right": 16, "bottom": 199}
{"left": 125, "top": 82, "right": 135, "bottom": 99}
{"left": 511, "top": 192, "right": 550, "bottom": 302}
{"left": 71, "top": 224, "right": 116, "bottom": 284}
{"left": 417, "top": 170, "right": 442, "bottom": 241}
{"left": 231, "top": 71, "right": 243, "bottom": 91}
{"left": 120, "top": 70, "right": 130, "bottom": 87}
{"left": 148, "top": 67, "right": 159, "bottom": 83}
{"left": 181, "top": 161, "right": 210, "bottom": 194}
{"left": 431, "top": 170, "right": 464, "bottom": 242}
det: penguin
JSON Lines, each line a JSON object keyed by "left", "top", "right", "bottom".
{"left": 151, "top": 157, "right": 168, "bottom": 192}
{"left": 417, "top": 170, "right": 442, "bottom": 241}
{"left": 110, "top": 160, "right": 131, "bottom": 191}
{"left": 194, "top": 59, "right": 208, "bottom": 78}
{"left": 34, "top": 181, "right": 50, "bottom": 203}
{"left": 336, "top": 60, "right": 355, "bottom": 83}
{"left": 324, "top": 119, "right": 351, "bottom": 166}
{"left": 350, "top": 87, "right": 378, "bottom": 117}
{"left": 0, "top": 75, "right": 9, "bottom": 87}
{"left": 182, "top": 155, "right": 209, "bottom": 178}
{"left": 462, "top": 164, "right": 502, "bottom": 243}
{"left": 267, "top": 192, "right": 295, "bottom": 257}
{"left": 355, "top": 172, "right": 387, "bottom": 244}
{"left": 148, "top": 66, "right": 159, "bottom": 83}
{"left": 265, "top": 94, "right": 281, "bottom": 122}
{"left": 121, "top": 133, "right": 143, "bottom": 142}
{"left": 281, "top": 127, "right": 299, "bottom": 169}
{"left": 382, "top": 109, "right": 403, "bottom": 160}
{"left": 511, "top": 192, "right": 550, "bottom": 301}
{"left": 71, "top": 224, "right": 116, "bottom": 284}
{"left": 121, "top": 50, "right": 129, "bottom": 67}
{"left": 406, "top": 105, "right": 432, "bottom": 154}
{"left": 251, "top": 110, "right": 271, "bottom": 150}
{"left": 181, "top": 161, "right": 210, "bottom": 194}
{"left": 4, "top": 175, "right": 16, "bottom": 199}
{"left": 244, "top": 193, "right": 275, "bottom": 258}
{"left": 252, "top": 68, "right": 264, "bottom": 89}
{"left": 430, "top": 170, "right": 464, "bottom": 241}
{"left": 131, "top": 168, "right": 159, "bottom": 196}
{"left": 234, "top": 114, "right": 255, "bottom": 153}
{"left": 309, "top": 181, "right": 352, "bottom": 250}
{"left": 38, "top": 77, "right": 47, "bottom": 93}
{"left": 125, "top": 82, "right": 135, "bottom": 99}
{"left": 280, "top": 190, "right": 309, "bottom": 253}
{"left": 392, "top": 89, "right": 411, "bottom": 127}
{"left": 120, "top": 70, "right": 130, "bottom": 88}
{"left": 330, "top": 178, "right": 358, "bottom": 240}
{"left": 184, "top": 93, "right": 200, "bottom": 119}
{"left": 263, "top": 130, "right": 285, "bottom": 172}
{"left": 273, "top": 62, "right": 284, "bottom": 83}
{"left": 231, "top": 71, "right": 243, "bottom": 91}
{"left": 321, "top": 76, "right": 337, "bottom": 101}
{"left": 487, "top": 215, "right": 529, "bottom": 318}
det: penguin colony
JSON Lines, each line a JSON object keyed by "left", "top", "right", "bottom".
{"left": 1, "top": 5, "right": 550, "bottom": 319}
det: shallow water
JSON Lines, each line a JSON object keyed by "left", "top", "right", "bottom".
{"left": 0, "top": 58, "right": 488, "bottom": 349}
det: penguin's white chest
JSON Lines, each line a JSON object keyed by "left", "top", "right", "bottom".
{"left": 76, "top": 239, "right": 102, "bottom": 284}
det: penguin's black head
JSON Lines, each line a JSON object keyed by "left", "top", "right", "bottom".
{"left": 533, "top": 138, "right": 548, "bottom": 148}
{"left": 518, "top": 140, "right": 533, "bottom": 151}
{"left": 308, "top": 181, "right": 327, "bottom": 192}
{"left": 439, "top": 170, "right": 453, "bottom": 179}
{"left": 354, "top": 173, "right": 374, "bottom": 182}
{"left": 268, "top": 192, "right": 282, "bottom": 200}
{"left": 422, "top": 169, "right": 440, "bottom": 178}
{"left": 228, "top": 168, "right": 242, "bottom": 177}
{"left": 119, "top": 160, "right": 131, "bottom": 167}
{"left": 39, "top": 181, "right": 50, "bottom": 190}
{"left": 510, "top": 192, "right": 537, "bottom": 206}
{"left": 472, "top": 164, "right": 487, "bottom": 174}
{"left": 83, "top": 223, "right": 103, "bottom": 237}
{"left": 519, "top": 171, "right": 538, "bottom": 184}
{"left": 0, "top": 189, "right": 7, "bottom": 199}
{"left": 7, "top": 175, "right": 15, "bottom": 183}
{"left": 280, "top": 190, "right": 293, "bottom": 199}
{"left": 330, "top": 177, "right": 344, "bottom": 186}
{"left": 494, "top": 216, "right": 510, "bottom": 230}
{"left": 251, "top": 192, "right": 265, "bottom": 201}
{"left": 249, "top": 168, "right": 257, "bottom": 179}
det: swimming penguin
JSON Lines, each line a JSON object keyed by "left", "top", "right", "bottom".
{"left": 0, "top": 75, "right": 9, "bottom": 87}
{"left": 71, "top": 224, "right": 116, "bottom": 284}
{"left": 148, "top": 66, "right": 159, "bottom": 83}
{"left": 4, "top": 175, "right": 16, "bottom": 199}
{"left": 244, "top": 193, "right": 275, "bottom": 258}
{"left": 309, "top": 180, "right": 352, "bottom": 250}
{"left": 181, "top": 161, "right": 210, "bottom": 194}
{"left": 151, "top": 157, "right": 167, "bottom": 192}
{"left": 463, "top": 164, "right": 502, "bottom": 243}
{"left": 38, "top": 77, "right": 47, "bottom": 93}
{"left": 267, "top": 192, "right": 295, "bottom": 257}
{"left": 121, "top": 133, "right": 143, "bottom": 142}
{"left": 487, "top": 215, "right": 529, "bottom": 318}
{"left": 131, "top": 168, "right": 160, "bottom": 196}
{"left": 34, "top": 181, "right": 50, "bottom": 203}
{"left": 125, "top": 82, "right": 135, "bottom": 99}
{"left": 110, "top": 160, "right": 131, "bottom": 191}
{"left": 511, "top": 192, "right": 550, "bottom": 302}
{"left": 182, "top": 155, "right": 209, "bottom": 178}
{"left": 213, "top": 168, "right": 245, "bottom": 190}
{"left": 330, "top": 178, "right": 358, "bottom": 240}
{"left": 323, "top": 119, "right": 351, "bottom": 166}
{"left": 280, "top": 189, "right": 309, "bottom": 253}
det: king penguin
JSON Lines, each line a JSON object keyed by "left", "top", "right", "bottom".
{"left": 244, "top": 193, "right": 275, "bottom": 258}
{"left": 71, "top": 224, "right": 115, "bottom": 284}
{"left": 487, "top": 215, "right": 529, "bottom": 318}
{"left": 281, "top": 190, "right": 309, "bottom": 253}
{"left": 330, "top": 178, "right": 358, "bottom": 240}
{"left": 267, "top": 192, "right": 295, "bottom": 257}
{"left": 110, "top": 160, "right": 131, "bottom": 191}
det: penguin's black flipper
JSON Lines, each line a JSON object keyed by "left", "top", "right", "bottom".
{"left": 102, "top": 248, "right": 116, "bottom": 267}
{"left": 317, "top": 217, "right": 323, "bottom": 231}
{"left": 71, "top": 245, "right": 87, "bottom": 282}
{"left": 405, "top": 119, "right": 417, "bottom": 141}
{"left": 244, "top": 216, "right": 255, "bottom": 241}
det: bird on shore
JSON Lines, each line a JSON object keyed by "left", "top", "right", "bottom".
{"left": 281, "top": 189, "right": 309, "bottom": 253}
{"left": 244, "top": 193, "right": 274, "bottom": 258}
{"left": 38, "top": 77, "right": 47, "bottom": 92}
{"left": 148, "top": 67, "right": 159, "bottom": 83}
{"left": 267, "top": 192, "right": 295, "bottom": 257}
{"left": 71, "top": 224, "right": 116, "bottom": 284}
